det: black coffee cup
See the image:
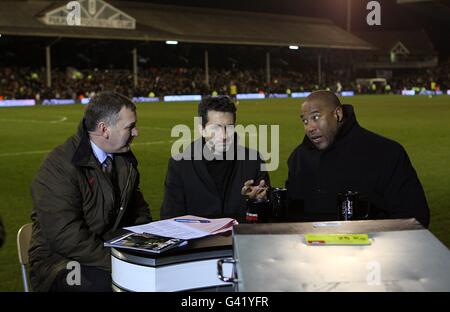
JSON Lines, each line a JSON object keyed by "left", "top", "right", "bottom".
{"left": 337, "top": 191, "right": 370, "bottom": 221}
{"left": 245, "top": 198, "right": 270, "bottom": 223}
{"left": 269, "top": 187, "right": 288, "bottom": 219}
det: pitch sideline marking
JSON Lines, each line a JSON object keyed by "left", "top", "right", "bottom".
{"left": 0, "top": 140, "right": 173, "bottom": 158}
{"left": 0, "top": 117, "right": 170, "bottom": 132}
{"left": 0, "top": 116, "right": 70, "bottom": 124}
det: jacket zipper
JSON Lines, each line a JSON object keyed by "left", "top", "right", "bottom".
{"left": 112, "top": 164, "right": 133, "bottom": 231}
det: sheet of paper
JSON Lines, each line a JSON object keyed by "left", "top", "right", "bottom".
{"left": 124, "top": 215, "right": 237, "bottom": 240}
{"left": 182, "top": 216, "right": 237, "bottom": 234}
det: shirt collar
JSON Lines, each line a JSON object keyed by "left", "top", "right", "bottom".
{"left": 90, "top": 140, "right": 113, "bottom": 164}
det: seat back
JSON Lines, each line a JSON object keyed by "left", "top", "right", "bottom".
{"left": 17, "top": 223, "right": 33, "bottom": 292}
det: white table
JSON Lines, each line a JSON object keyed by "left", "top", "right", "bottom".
{"left": 228, "top": 219, "right": 450, "bottom": 292}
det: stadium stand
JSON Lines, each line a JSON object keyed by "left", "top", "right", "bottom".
{"left": 0, "top": 1, "right": 448, "bottom": 101}
{"left": 1, "top": 63, "right": 449, "bottom": 100}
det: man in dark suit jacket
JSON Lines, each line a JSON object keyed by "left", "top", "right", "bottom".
{"left": 160, "top": 96, "right": 269, "bottom": 222}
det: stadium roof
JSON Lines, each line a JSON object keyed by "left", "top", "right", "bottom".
{"left": 354, "top": 30, "right": 436, "bottom": 54}
{"left": 397, "top": 0, "right": 450, "bottom": 21}
{"left": 0, "top": 0, "right": 374, "bottom": 50}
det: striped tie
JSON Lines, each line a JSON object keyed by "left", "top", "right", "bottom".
{"left": 102, "top": 156, "right": 114, "bottom": 181}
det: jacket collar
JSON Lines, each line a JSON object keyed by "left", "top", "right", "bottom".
{"left": 71, "top": 119, "right": 138, "bottom": 168}
{"left": 302, "top": 104, "right": 359, "bottom": 152}
{"left": 90, "top": 140, "right": 113, "bottom": 164}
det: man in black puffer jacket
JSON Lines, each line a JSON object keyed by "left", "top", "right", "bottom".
{"left": 243, "top": 90, "right": 429, "bottom": 227}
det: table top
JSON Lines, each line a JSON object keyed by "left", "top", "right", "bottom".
{"left": 233, "top": 218, "right": 424, "bottom": 235}
{"left": 232, "top": 219, "right": 450, "bottom": 292}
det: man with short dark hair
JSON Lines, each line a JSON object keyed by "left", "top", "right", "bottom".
{"left": 160, "top": 96, "right": 269, "bottom": 222}
{"left": 29, "top": 91, "right": 151, "bottom": 292}
{"left": 243, "top": 90, "right": 430, "bottom": 227}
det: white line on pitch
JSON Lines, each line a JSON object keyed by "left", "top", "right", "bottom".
{"left": 0, "top": 150, "right": 51, "bottom": 157}
{"left": 0, "top": 118, "right": 171, "bottom": 131}
{"left": 0, "top": 116, "right": 71, "bottom": 124}
{"left": 0, "top": 141, "right": 172, "bottom": 157}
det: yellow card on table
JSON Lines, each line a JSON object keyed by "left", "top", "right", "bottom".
{"left": 304, "top": 234, "right": 371, "bottom": 246}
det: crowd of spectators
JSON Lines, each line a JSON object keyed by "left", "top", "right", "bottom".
{"left": 1, "top": 62, "right": 449, "bottom": 101}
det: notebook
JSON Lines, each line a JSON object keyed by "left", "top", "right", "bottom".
{"left": 104, "top": 232, "right": 187, "bottom": 254}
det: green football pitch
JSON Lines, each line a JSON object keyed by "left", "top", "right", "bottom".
{"left": 1, "top": 95, "right": 449, "bottom": 291}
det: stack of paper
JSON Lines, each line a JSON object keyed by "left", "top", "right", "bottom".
{"left": 124, "top": 215, "right": 238, "bottom": 240}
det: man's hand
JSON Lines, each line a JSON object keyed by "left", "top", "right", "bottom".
{"left": 241, "top": 179, "right": 268, "bottom": 200}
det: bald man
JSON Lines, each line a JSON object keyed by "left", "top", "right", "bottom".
{"left": 243, "top": 90, "right": 430, "bottom": 227}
